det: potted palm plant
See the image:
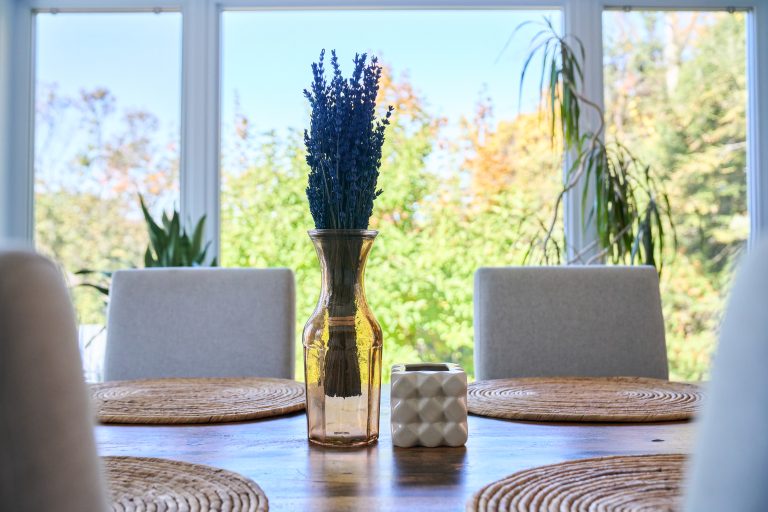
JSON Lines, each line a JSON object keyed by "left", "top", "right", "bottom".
{"left": 517, "top": 19, "right": 674, "bottom": 270}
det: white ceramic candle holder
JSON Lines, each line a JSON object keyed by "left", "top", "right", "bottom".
{"left": 390, "top": 363, "right": 468, "bottom": 448}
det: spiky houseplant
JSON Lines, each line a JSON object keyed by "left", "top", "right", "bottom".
{"left": 303, "top": 49, "right": 392, "bottom": 402}
{"left": 74, "top": 196, "right": 216, "bottom": 354}
{"left": 76, "top": 195, "right": 216, "bottom": 296}
{"left": 139, "top": 195, "right": 217, "bottom": 268}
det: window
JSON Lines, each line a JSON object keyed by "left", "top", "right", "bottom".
{"left": 34, "top": 12, "right": 182, "bottom": 379}
{"left": 2, "top": 1, "right": 767, "bottom": 382}
{"left": 603, "top": 9, "right": 748, "bottom": 380}
{"left": 220, "top": 9, "right": 562, "bottom": 375}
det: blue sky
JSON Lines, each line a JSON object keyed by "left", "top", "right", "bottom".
{"left": 221, "top": 10, "right": 560, "bottom": 134}
{"left": 36, "top": 12, "right": 182, "bottom": 129}
{"left": 36, "top": 9, "right": 560, "bottom": 145}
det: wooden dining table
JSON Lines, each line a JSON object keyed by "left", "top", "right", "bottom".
{"left": 95, "top": 391, "right": 696, "bottom": 511}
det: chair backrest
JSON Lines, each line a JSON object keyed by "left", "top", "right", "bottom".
{"left": 474, "top": 265, "right": 668, "bottom": 380}
{"left": 0, "top": 250, "right": 107, "bottom": 512}
{"left": 104, "top": 267, "right": 295, "bottom": 381}
{"left": 684, "top": 240, "right": 768, "bottom": 511}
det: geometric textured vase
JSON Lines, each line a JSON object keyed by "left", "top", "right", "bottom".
{"left": 390, "top": 363, "right": 468, "bottom": 448}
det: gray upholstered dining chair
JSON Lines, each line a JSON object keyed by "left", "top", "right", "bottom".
{"left": 684, "top": 239, "right": 768, "bottom": 512}
{"left": 474, "top": 265, "right": 668, "bottom": 380}
{"left": 104, "top": 267, "right": 295, "bottom": 381}
{"left": 0, "top": 249, "right": 108, "bottom": 512}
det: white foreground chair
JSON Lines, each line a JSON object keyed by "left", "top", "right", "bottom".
{"left": 0, "top": 249, "right": 107, "bottom": 512}
{"left": 474, "top": 266, "right": 668, "bottom": 380}
{"left": 684, "top": 239, "right": 768, "bottom": 511}
{"left": 104, "top": 267, "right": 295, "bottom": 381}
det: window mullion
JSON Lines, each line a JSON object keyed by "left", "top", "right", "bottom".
{"left": 180, "top": 0, "right": 220, "bottom": 259}
{"left": 4, "top": 0, "right": 35, "bottom": 242}
{"left": 562, "top": 0, "right": 603, "bottom": 264}
{"left": 748, "top": 4, "right": 768, "bottom": 245}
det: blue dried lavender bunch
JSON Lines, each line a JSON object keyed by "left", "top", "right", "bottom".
{"left": 304, "top": 49, "right": 393, "bottom": 229}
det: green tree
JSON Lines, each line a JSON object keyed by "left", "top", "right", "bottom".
{"left": 604, "top": 12, "right": 747, "bottom": 379}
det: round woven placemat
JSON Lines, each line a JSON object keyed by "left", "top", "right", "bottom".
{"left": 468, "top": 377, "right": 701, "bottom": 422}
{"left": 104, "top": 456, "right": 268, "bottom": 511}
{"left": 468, "top": 453, "right": 685, "bottom": 512}
{"left": 92, "top": 377, "right": 305, "bottom": 424}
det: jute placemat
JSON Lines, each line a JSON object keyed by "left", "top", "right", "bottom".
{"left": 467, "top": 453, "right": 685, "bottom": 512}
{"left": 468, "top": 377, "right": 701, "bottom": 422}
{"left": 104, "top": 456, "right": 268, "bottom": 511}
{"left": 92, "top": 377, "right": 305, "bottom": 424}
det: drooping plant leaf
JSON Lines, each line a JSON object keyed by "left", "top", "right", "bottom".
{"left": 78, "top": 283, "right": 111, "bottom": 296}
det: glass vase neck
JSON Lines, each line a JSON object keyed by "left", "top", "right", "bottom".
{"left": 309, "top": 229, "right": 377, "bottom": 306}
{"left": 308, "top": 229, "right": 378, "bottom": 240}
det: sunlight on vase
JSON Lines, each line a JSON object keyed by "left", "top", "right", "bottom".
{"left": 305, "top": 347, "right": 382, "bottom": 447}
{"left": 303, "top": 230, "right": 382, "bottom": 447}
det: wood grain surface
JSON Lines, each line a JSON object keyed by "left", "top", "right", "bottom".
{"left": 95, "top": 392, "right": 695, "bottom": 511}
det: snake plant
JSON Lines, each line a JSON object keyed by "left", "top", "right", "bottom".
{"left": 76, "top": 195, "right": 216, "bottom": 297}
{"left": 139, "top": 195, "right": 217, "bottom": 268}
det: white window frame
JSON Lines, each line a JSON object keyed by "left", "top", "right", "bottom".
{"left": 0, "top": 0, "right": 766, "bottom": 259}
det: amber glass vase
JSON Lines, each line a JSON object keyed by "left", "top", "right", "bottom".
{"left": 303, "top": 229, "right": 382, "bottom": 447}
